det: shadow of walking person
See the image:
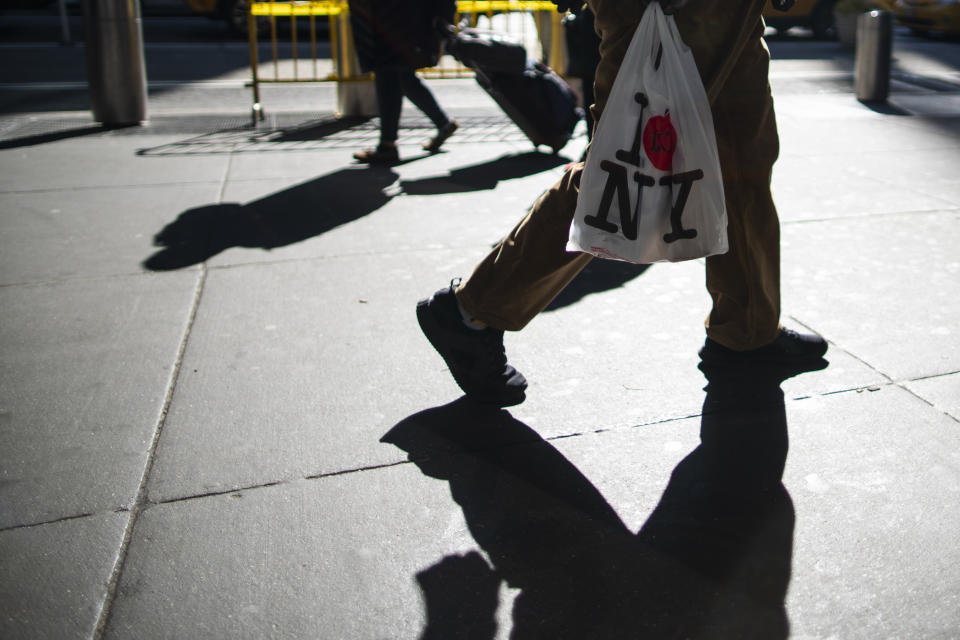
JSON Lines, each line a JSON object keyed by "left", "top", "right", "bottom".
{"left": 143, "top": 165, "right": 399, "bottom": 271}
{"left": 399, "top": 152, "right": 571, "bottom": 196}
{"left": 382, "top": 361, "right": 802, "bottom": 639}
{"left": 383, "top": 400, "right": 632, "bottom": 639}
{"left": 634, "top": 362, "right": 800, "bottom": 638}
{"left": 544, "top": 258, "right": 651, "bottom": 313}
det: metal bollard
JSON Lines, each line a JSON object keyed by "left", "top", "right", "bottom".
{"left": 855, "top": 10, "right": 893, "bottom": 104}
{"left": 82, "top": 0, "right": 147, "bottom": 126}
{"left": 58, "top": 0, "right": 72, "bottom": 45}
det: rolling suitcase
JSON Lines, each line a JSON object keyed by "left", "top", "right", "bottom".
{"left": 475, "top": 61, "right": 582, "bottom": 153}
{"left": 447, "top": 28, "right": 583, "bottom": 153}
{"left": 445, "top": 28, "right": 527, "bottom": 75}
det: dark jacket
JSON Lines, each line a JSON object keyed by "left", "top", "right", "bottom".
{"left": 563, "top": 7, "right": 601, "bottom": 79}
{"left": 349, "top": 0, "right": 457, "bottom": 72}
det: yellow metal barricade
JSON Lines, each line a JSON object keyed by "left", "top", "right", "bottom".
{"left": 248, "top": 1, "right": 344, "bottom": 122}
{"left": 248, "top": 0, "right": 567, "bottom": 123}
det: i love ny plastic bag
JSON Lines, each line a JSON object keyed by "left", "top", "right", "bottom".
{"left": 567, "top": 3, "right": 727, "bottom": 263}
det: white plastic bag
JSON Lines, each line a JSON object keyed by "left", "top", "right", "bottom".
{"left": 567, "top": 3, "right": 727, "bottom": 264}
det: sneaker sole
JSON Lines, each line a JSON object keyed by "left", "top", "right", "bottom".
{"left": 698, "top": 349, "right": 829, "bottom": 379}
{"left": 416, "top": 298, "right": 526, "bottom": 408}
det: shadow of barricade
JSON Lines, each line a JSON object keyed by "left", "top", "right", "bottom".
{"left": 135, "top": 115, "right": 552, "bottom": 157}
{"left": 400, "top": 152, "right": 570, "bottom": 195}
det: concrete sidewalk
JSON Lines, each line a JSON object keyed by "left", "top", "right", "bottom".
{"left": 1, "top": 45, "right": 960, "bottom": 639}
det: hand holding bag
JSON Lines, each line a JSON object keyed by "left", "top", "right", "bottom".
{"left": 566, "top": 3, "right": 727, "bottom": 264}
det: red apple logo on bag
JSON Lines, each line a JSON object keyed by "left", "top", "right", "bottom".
{"left": 643, "top": 111, "right": 676, "bottom": 171}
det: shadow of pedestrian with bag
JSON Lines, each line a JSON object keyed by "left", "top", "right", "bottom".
{"left": 382, "top": 358, "right": 813, "bottom": 638}
{"left": 142, "top": 165, "right": 399, "bottom": 271}
{"left": 399, "top": 152, "right": 571, "bottom": 195}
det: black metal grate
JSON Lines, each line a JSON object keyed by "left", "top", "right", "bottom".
{"left": 0, "top": 111, "right": 553, "bottom": 155}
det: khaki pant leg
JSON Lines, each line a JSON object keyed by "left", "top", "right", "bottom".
{"left": 672, "top": 2, "right": 782, "bottom": 349}
{"left": 456, "top": 166, "right": 594, "bottom": 331}
{"left": 702, "top": 27, "right": 782, "bottom": 350}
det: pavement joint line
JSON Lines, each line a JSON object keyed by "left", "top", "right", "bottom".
{"left": 147, "top": 460, "right": 413, "bottom": 507}
{"left": 907, "top": 370, "right": 960, "bottom": 382}
{"left": 831, "top": 342, "right": 900, "bottom": 383}
{"left": 819, "top": 382, "right": 895, "bottom": 398}
{"left": 890, "top": 378, "right": 960, "bottom": 425}
{"left": 217, "top": 145, "right": 235, "bottom": 203}
{"left": 0, "top": 181, "right": 228, "bottom": 196}
{"left": 199, "top": 244, "right": 486, "bottom": 273}
{"left": 820, "top": 337, "right": 960, "bottom": 416}
{"left": 303, "top": 459, "right": 411, "bottom": 481}
{"left": 92, "top": 265, "right": 207, "bottom": 640}
{"left": 547, "top": 414, "right": 702, "bottom": 439}
{"left": 150, "top": 481, "right": 287, "bottom": 506}
{"left": 0, "top": 510, "right": 100, "bottom": 534}
{"left": 784, "top": 317, "right": 899, "bottom": 395}
{"left": 0, "top": 269, "right": 200, "bottom": 291}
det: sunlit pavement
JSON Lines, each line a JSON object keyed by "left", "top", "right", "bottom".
{"left": 1, "top": 19, "right": 959, "bottom": 640}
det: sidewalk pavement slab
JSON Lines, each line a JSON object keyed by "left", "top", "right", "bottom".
{"left": 0, "top": 137, "right": 230, "bottom": 193}
{"left": 781, "top": 211, "right": 960, "bottom": 381}
{"left": 0, "top": 185, "right": 215, "bottom": 284}
{"left": 0, "top": 512, "right": 128, "bottom": 640}
{"left": 785, "top": 386, "right": 960, "bottom": 638}
{"left": 0, "top": 271, "right": 199, "bottom": 528}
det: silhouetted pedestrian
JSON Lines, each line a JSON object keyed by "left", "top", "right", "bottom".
{"left": 349, "top": 0, "right": 460, "bottom": 164}
{"left": 563, "top": 6, "right": 601, "bottom": 141}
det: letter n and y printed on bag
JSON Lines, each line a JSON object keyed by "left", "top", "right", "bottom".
{"left": 582, "top": 42, "right": 701, "bottom": 247}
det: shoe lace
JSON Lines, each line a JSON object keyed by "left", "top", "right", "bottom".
{"left": 480, "top": 329, "right": 508, "bottom": 372}
{"left": 447, "top": 277, "right": 509, "bottom": 374}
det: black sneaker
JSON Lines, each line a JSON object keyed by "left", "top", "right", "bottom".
{"left": 699, "top": 327, "right": 828, "bottom": 370}
{"left": 417, "top": 281, "right": 527, "bottom": 407}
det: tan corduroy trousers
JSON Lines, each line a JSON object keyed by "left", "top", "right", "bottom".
{"left": 456, "top": 0, "right": 782, "bottom": 350}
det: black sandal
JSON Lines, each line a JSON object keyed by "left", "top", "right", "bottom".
{"left": 423, "top": 120, "right": 459, "bottom": 153}
{"left": 353, "top": 144, "right": 399, "bottom": 164}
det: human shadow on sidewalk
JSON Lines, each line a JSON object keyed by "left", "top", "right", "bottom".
{"left": 382, "top": 362, "right": 800, "bottom": 639}
{"left": 545, "top": 258, "right": 651, "bottom": 312}
{"left": 143, "top": 165, "right": 398, "bottom": 271}
{"left": 400, "top": 152, "right": 570, "bottom": 196}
